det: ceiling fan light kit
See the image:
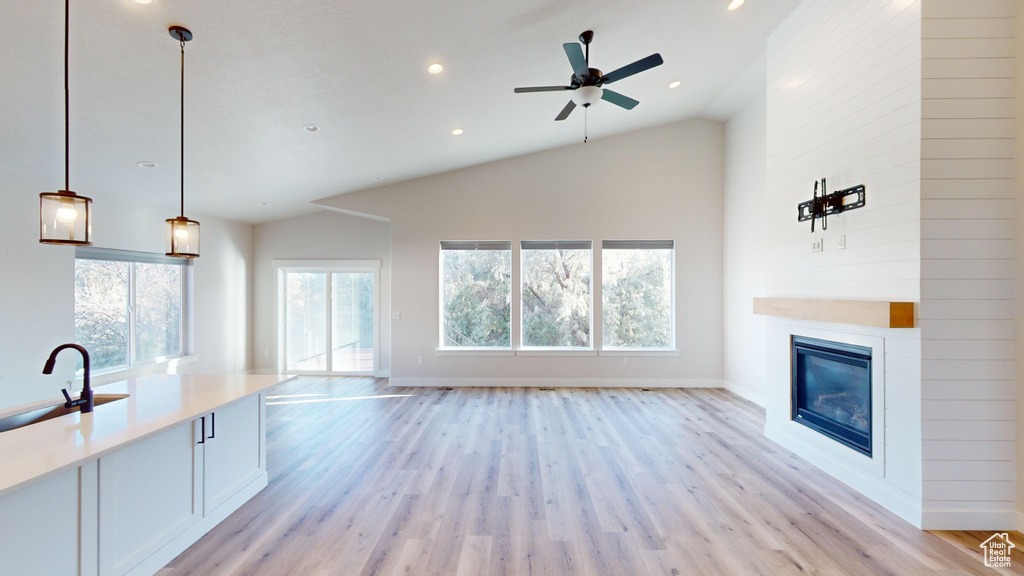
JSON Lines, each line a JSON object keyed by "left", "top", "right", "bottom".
{"left": 165, "top": 25, "right": 200, "bottom": 258}
{"left": 40, "top": 0, "right": 93, "bottom": 246}
{"left": 514, "top": 29, "right": 664, "bottom": 136}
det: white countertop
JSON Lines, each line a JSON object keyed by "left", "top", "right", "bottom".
{"left": 0, "top": 374, "right": 295, "bottom": 498}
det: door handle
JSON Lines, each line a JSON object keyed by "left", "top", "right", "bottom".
{"left": 197, "top": 416, "right": 206, "bottom": 444}
{"left": 209, "top": 412, "right": 216, "bottom": 439}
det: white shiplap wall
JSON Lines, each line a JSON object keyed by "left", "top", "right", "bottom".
{"left": 765, "top": 0, "right": 924, "bottom": 524}
{"left": 919, "top": 0, "right": 1016, "bottom": 530}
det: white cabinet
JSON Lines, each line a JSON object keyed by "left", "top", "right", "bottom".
{"left": 96, "top": 393, "right": 267, "bottom": 576}
{"left": 98, "top": 423, "right": 200, "bottom": 576}
{"left": 200, "top": 394, "right": 264, "bottom": 515}
{"left": 0, "top": 468, "right": 83, "bottom": 576}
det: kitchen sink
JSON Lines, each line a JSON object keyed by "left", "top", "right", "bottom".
{"left": 0, "top": 394, "right": 130, "bottom": 434}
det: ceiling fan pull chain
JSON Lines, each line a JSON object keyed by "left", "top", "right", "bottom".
{"left": 584, "top": 108, "right": 588, "bottom": 144}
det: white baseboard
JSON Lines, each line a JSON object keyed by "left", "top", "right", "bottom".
{"left": 765, "top": 424, "right": 922, "bottom": 528}
{"left": 387, "top": 377, "right": 723, "bottom": 388}
{"left": 248, "top": 368, "right": 278, "bottom": 375}
{"left": 920, "top": 509, "right": 1018, "bottom": 531}
{"left": 722, "top": 379, "right": 766, "bottom": 407}
{"left": 375, "top": 370, "right": 391, "bottom": 378}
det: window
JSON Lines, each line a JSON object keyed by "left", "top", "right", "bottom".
{"left": 601, "top": 240, "right": 674, "bottom": 349}
{"left": 520, "top": 241, "right": 592, "bottom": 349}
{"left": 75, "top": 248, "right": 189, "bottom": 372}
{"left": 439, "top": 242, "right": 511, "bottom": 348}
{"left": 279, "top": 262, "right": 379, "bottom": 374}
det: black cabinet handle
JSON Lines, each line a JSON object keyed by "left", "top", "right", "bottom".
{"left": 209, "top": 412, "right": 216, "bottom": 439}
{"left": 197, "top": 416, "right": 205, "bottom": 444}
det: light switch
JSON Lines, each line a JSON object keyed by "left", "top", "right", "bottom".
{"left": 392, "top": 311, "right": 401, "bottom": 320}
{"left": 811, "top": 238, "right": 823, "bottom": 252}
{"left": 836, "top": 234, "right": 846, "bottom": 250}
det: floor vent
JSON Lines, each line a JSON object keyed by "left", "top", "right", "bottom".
{"left": 538, "top": 388, "right": 555, "bottom": 391}
{"left": 641, "top": 389, "right": 652, "bottom": 392}
{"left": 437, "top": 387, "right": 454, "bottom": 391}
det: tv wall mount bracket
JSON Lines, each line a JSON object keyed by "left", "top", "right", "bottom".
{"left": 797, "top": 178, "right": 865, "bottom": 232}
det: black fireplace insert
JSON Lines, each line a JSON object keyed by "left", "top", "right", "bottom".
{"left": 791, "top": 336, "right": 872, "bottom": 456}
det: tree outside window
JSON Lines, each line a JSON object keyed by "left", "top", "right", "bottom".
{"left": 521, "top": 241, "right": 592, "bottom": 349}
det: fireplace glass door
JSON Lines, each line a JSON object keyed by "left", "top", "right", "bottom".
{"left": 791, "top": 336, "right": 872, "bottom": 456}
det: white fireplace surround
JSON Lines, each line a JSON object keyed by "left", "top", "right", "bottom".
{"left": 765, "top": 320, "right": 921, "bottom": 526}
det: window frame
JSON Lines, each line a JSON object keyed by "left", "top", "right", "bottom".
{"left": 437, "top": 241, "right": 514, "bottom": 353}
{"left": 599, "top": 240, "right": 676, "bottom": 353}
{"left": 518, "top": 240, "right": 595, "bottom": 352}
{"left": 74, "top": 247, "right": 194, "bottom": 382}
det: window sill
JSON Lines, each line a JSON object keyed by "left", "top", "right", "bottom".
{"left": 81, "top": 355, "right": 199, "bottom": 387}
{"left": 436, "top": 348, "right": 515, "bottom": 357}
{"left": 517, "top": 349, "right": 597, "bottom": 357}
{"left": 599, "top": 349, "right": 679, "bottom": 357}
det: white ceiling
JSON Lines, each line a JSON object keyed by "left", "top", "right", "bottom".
{"left": 1, "top": 0, "right": 800, "bottom": 224}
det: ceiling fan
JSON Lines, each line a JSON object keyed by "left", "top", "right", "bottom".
{"left": 514, "top": 30, "right": 664, "bottom": 121}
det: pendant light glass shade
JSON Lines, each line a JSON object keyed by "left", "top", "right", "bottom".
{"left": 41, "top": 0, "right": 93, "bottom": 246}
{"left": 166, "top": 25, "right": 199, "bottom": 258}
{"left": 165, "top": 216, "right": 200, "bottom": 257}
{"left": 40, "top": 190, "right": 92, "bottom": 245}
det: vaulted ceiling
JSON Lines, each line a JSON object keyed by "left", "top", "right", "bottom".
{"left": 1, "top": 0, "right": 800, "bottom": 223}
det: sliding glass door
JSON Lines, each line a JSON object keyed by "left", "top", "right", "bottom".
{"left": 331, "top": 272, "right": 375, "bottom": 372}
{"left": 280, "top": 262, "right": 379, "bottom": 374}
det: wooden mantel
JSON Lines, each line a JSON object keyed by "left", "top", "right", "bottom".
{"left": 753, "top": 297, "right": 916, "bottom": 329}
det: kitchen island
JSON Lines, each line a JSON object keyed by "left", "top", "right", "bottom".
{"left": 0, "top": 373, "right": 294, "bottom": 576}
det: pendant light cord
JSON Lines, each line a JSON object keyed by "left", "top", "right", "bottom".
{"left": 179, "top": 35, "right": 185, "bottom": 218}
{"left": 64, "top": 0, "right": 69, "bottom": 192}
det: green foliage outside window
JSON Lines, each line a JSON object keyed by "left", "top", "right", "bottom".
{"left": 441, "top": 250, "right": 511, "bottom": 347}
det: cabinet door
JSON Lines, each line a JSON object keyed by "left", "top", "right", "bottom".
{"left": 203, "top": 394, "right": 263, "bottom": 515}
{"left": 0, "top": 468, "right": 81, "bottom": 576}
{"left": 98, "top": 423, "right": 199, "bottom": 576}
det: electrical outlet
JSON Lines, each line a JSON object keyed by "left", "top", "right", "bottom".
{"left": 622, "top": 357, "right": 629, "bottom": 365}
{"left": 811, "top": 238, "right": 823, "bottom": 252}
{"left": 392, "top": 311, "right": 401, "bottom": 320}
{"left": 417, "top": 356, "right": 424, "bottom": 364}
{"left": 836, "top": 234, "right": 846, "bottom": 250}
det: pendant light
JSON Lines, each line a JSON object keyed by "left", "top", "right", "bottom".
{"left": 165, "top": 26, "right": 199, "bottom": 258}
{"left": 40, "top": 0, "right": 92, "bottom": 245}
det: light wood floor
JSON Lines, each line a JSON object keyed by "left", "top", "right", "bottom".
{"left": 162, "top": 378, "right": 1024, "bottom": 575}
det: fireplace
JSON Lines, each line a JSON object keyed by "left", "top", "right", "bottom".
{"left": 791, "top": 336, "right": 872, "bottom": 456}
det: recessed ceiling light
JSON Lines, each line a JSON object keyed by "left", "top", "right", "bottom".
{"left": 137, "top": 161, "right": 159, "bottom": 169}
{"left": 728, "top": 0, "right": 744, "bottom": 10}
{"left": 451, "top": 128, "right": 463, "bottom": 136}
{"left": 428, "top": 63, "right": 444, "bottom": 74}
{"left": 134, "top": 0, "right": 154, "bottom": 4}
{"left": 372, "top": 176, "right": 384, "bottom": 182}
{"left": 256, "top": 201, "right": 270, "bottom": 206}
{"left": 669, "top": 81, "right": 681, "bottom": 89}
{"left": 303, "top": 124, "right": 320, "bottom": 133}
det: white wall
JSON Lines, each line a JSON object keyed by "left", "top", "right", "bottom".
{"left": 723, "top": 83, "right": 768, "bottom": 406}
{"left": 1016, "top": 0, "right": 1024, "bottom": 532}
{"left": 314, "top": 119, "right": 725, "bottom": 387}
{"left": 0, "top": 167, "right": 253, "bottom": 412}
{"left": 251, "top": 210, "right": 392, "bottom": 375}
{"left": 762, "top": 0, "right": 924, "bottom": 525}
{"left": 918, "top": 0, "right": 1017, "bottom": 530}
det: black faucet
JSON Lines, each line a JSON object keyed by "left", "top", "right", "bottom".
{"left": 42, "top": 343, "right": 94, "bottom": 414}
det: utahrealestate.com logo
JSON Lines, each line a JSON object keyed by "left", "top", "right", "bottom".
{"left": 981, "top": 533, "right": 1014, "bottom": 568}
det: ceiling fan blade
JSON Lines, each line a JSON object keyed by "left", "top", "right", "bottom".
{"left": 601, "top": 89, "right": 639, "bottom": 110}
{"left": 555, "top": 100, "right": 577, "bottom": 121}
{"left": 514, "top": 86, "right": 574, "bottom": 93}
{"left": 563, "top": 43, "right": 589, "bottom": 79}
{"left": 600, "top": 53, "right": 664, "bottom": 85}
